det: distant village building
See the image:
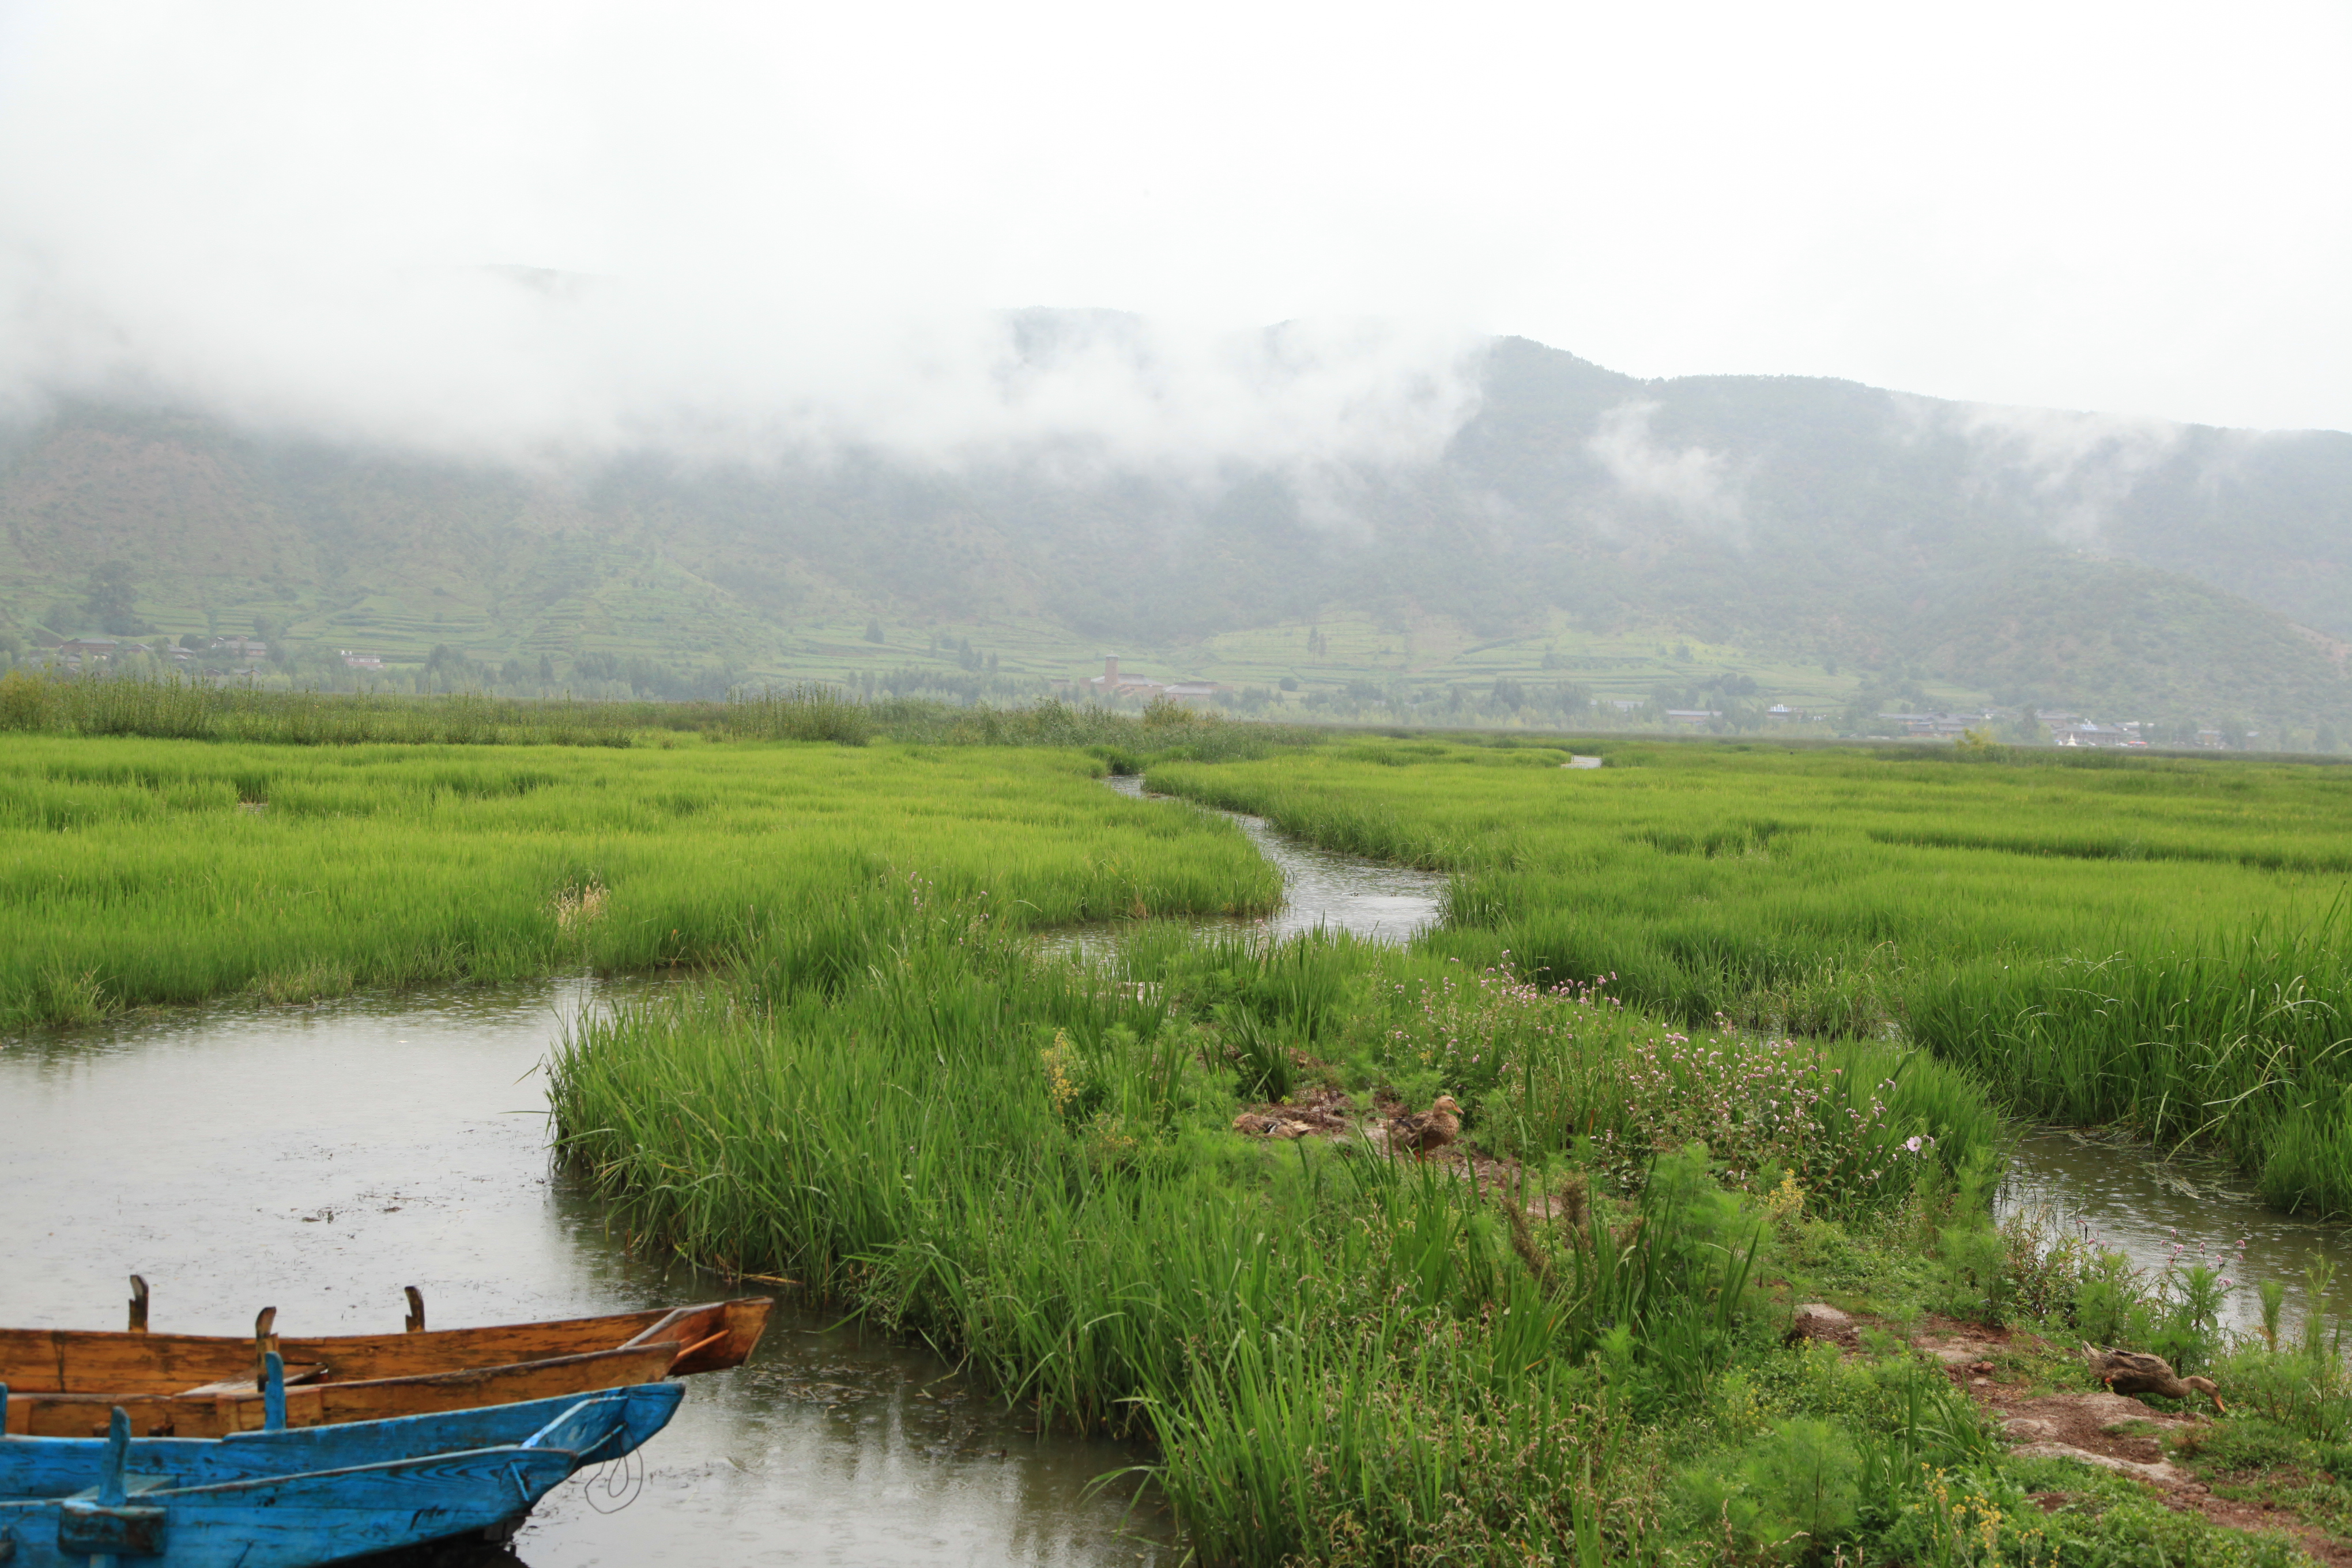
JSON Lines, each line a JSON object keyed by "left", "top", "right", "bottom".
{"left": 213, "top": 636, "right": 269, "bottom": 658}
{"left": 1078, "top": 655, "right": 1228, "bottom": 701}
{"left": 1879, "top": 712, "right": 1992, "bottom": 738}
{"left": 1083, "top": 654, "right": 1162, "bottom": 697}
{"left": 340, "top": 651, "right": 385, "bottom": 670}
{"left": 1663, "top": 709, "right": 1721, "bottom": 725}
{"left": 2052, "top": 721, "right": 2144, "bottom": 747}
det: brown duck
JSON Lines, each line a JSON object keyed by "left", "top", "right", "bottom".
{"left": 1388, "top": 1095, "right": 1461, "bottom": 1158}
{"left": 2082, "top": 1344, "right": 2227, "bottom": 1413}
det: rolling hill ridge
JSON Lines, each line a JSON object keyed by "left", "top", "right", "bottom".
{"left": 2, "top": 330, "right": 2347, "bottom": 735}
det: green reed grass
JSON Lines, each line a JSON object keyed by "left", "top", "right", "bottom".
{"left": 0, "top": 669, "right": 647, "bottom": 746}
{"left": 2, "top": 669, "right": 1322, "bottom": 762}
{"left": 1149, "top": 740, "right": 2352, "bottom": 1213}
{"left": 0, "top": 734, "right": 1277, "bottom": 1027}
{"left": 549, "top": 890, "right": 1994, "bottom": 1563}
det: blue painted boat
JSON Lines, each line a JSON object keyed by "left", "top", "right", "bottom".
{"left": 0, "top": 1360, "right": 682, "bottom": 1566}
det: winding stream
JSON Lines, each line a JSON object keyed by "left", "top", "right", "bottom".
{"left": 2, "top": 774, "right": 2342, "bottom": 1566}
{"left": 1041, "top": 774, "right": 1447, "bottom": 955}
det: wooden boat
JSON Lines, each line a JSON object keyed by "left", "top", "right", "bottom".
{"left": 0, "top": 1374, "right": 684, "bottom": 1567}
{"left": 1, "top": 1287, "right": 771, "bottom": 1438}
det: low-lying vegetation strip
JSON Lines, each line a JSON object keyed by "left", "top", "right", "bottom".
{"left": 0, "top": 668, "right": 1318, "bottom": 760}
{"left": 1147, "top": 740, "right": 2352, "bottom": 1216}
{"left": 0, "top": 734, "right": 1277, "bottom": 1027}
{"left": 0, "top": 668, "right": 650, "bottom": 745}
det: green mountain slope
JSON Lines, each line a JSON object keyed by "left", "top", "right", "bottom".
{"left": 2, "top": 333, "right": 2347, "bottom": 733}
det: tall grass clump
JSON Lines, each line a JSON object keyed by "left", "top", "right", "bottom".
{"left": 549, "top": 903, "right": 1831, "bottom": 1562}
{"left": 722, "top": 683, "right": 870, "bottom": 744}
{"left": 1911, "top": 907, "right": 2352, "bottom": 1214}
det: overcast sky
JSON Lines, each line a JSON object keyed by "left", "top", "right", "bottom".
{"left": 1, "top": 0, "right": 2345, "bottom": 458}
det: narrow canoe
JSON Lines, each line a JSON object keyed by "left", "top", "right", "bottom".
{"left": 0, "top": 1382, "right": 683, "bottom": 1568}
{"left": 6, "top": 1341, "right": 682, "bottom": 1439}
{"left": 0, "top": 1295, "right": 772, "bottom": 1396}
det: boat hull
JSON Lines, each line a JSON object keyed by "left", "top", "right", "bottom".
{"left": 6, "top": 1343, "right": 681, "bottom": 1438}
{"left": 0, "top": 1383, "right": 683, "bottom": 1567}
{"left": 0, "top": 1296, "right": 771, "bottom": 1394}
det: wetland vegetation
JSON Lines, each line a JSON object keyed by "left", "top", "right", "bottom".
{"left": 1151, "top": 739, "right": 2352, "bottom": 1218}
{"left": 12, "top": 684, "right": 2352, "bottom": 1563}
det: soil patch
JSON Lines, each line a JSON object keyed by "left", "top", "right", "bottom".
{"left": 1920, "top": 1323, "right": 2350, "bottom": 1563}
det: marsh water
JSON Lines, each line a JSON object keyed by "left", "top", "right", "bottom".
{"left": 1042, "top": 774, "right": 1448, "bottom": 955}
{"left": 0, "top": 981, "right": 1181, "bottom": 1567}
{"left": 1999, "top": 1129, "right": 2352, "bottom": 1336}
{"left": 5, "top": 779, "right": 2346, "bottom": 1566}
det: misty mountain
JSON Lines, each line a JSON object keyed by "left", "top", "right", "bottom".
{"left": 2, "top": 329, "right": 2348, "bottom": 726}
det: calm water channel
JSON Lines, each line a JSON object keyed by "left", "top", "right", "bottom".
{"left": 1042, "top": 775, "right": 1448, "bottom": 956}
{"left": 0, "top": 981, "right": 1179, "bottom": 1567}
{"left": 6, "top": 778, "right": 2344, "bottom": 1565}
{"left": 2000, "top": 1130, "right": 2352, "bottom": 1336}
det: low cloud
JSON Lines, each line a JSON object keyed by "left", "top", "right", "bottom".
{"left": 0, "top": 5, "right": 1486, "bottom": 485}
{"left": 1952, "top": 404, "right": 2184, "bottom": 546}
{"left": 0, "top": 258, "right": 1487, "bottom": 480}
{"left": 1585, "top": 400, "right": 1746, "bottom": 539}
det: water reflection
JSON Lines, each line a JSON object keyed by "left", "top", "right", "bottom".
{"left": 0, "top": 982, "right": 1177, "bottom": 1567}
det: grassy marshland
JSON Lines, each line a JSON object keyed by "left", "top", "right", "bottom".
{"left": 0, "top": 666, "right": 1313, "bottom": 753}
{"left": 18, "top": 698, "right": 2352, "bottom": 1561}
{"left": 553, "top": 899, "right": 2346, "bottom": 1566}
{"left": 0, "top": 733, "right": 1277, "bottom": 1027}
{"left": 1147, "top": 740, "right": 2352, "bottom": 1215}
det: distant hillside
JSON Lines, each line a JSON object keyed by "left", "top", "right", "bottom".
{"left": 2, "top": 331, "right": 2348, "bottom": 735}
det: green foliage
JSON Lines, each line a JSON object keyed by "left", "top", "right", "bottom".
{"left": 83, "top": 560, "right": 141, "bottom": 636}
{"left": 722, "top": 683, "right": 870, "bottom": 744}
{"left": 1679, "top": 1416, "right": 1861, "bottom": 1560}
{"left": 1151, "top": 740, "right": 2352, "bottom": 1213}
{"left": 0, "top": 734, "right": 1279, "bottom": 1027}
{"left": 0, "top": 669, "right": 640, "bottom": 745}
